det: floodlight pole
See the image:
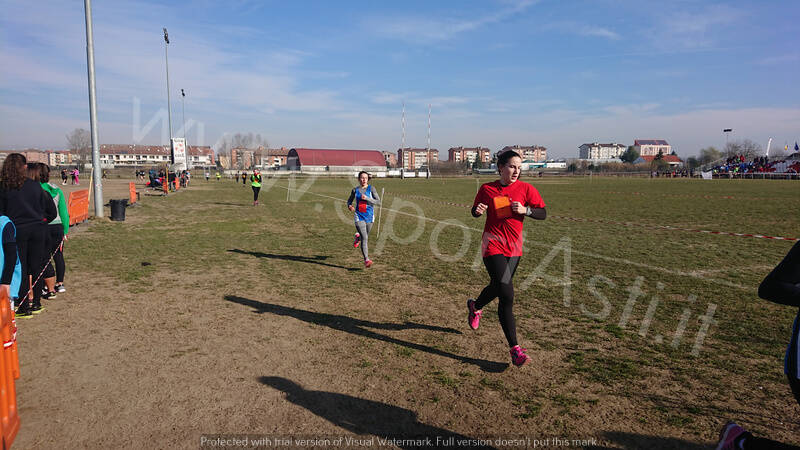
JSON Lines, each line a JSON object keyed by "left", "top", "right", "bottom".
{"left": 84, "top": 0, "right": 103, "bottom": 217}
{"left": 427, "top": 103, "right": 431, "bottom": 179}
{"left": 181, "top": 88, "right": 190, "bottom": 169}
{"left": 164, "top": 28, "right": 173, "bottom": 142}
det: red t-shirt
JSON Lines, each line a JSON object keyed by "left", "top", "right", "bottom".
{"left": 473, "top": 180, "right": 545, "bottom": 257}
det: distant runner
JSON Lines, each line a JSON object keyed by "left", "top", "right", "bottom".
{"left": 250, "top": 169, "right": 262, "bottom": 206}
{"left": 347, "top": 171, "right": 380, "bottom": 268}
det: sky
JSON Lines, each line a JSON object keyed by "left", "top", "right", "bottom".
{"left": 1, "top": 0, "right": 798, "bottom": 159}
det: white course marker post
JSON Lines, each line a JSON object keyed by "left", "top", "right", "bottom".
{"left": 376, "top": 187, "right": 385, "bottom": 238}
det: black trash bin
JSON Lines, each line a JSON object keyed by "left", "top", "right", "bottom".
{"left": 110, "top": 199, "right": 128, "bottom": 221}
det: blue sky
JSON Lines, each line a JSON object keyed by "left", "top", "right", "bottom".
{"left": 1, "top": 0, "right": 798, "bottom": 158}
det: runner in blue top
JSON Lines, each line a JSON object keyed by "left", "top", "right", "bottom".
{"left": 347, "top": 171, "right": 380, "bottom": 268}
{"left": 716, "top": 241, "right": 800, "bottom": 450}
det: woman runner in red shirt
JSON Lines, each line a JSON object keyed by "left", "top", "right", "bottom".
{"left": 468, "top": 150, "right": 546, "bottom": 367}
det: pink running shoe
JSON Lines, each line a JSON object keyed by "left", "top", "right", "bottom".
{"left": 510, "top": 345, "right": 530, "bottom": 367}
{"left": 364, "top": 259, "right": 373, "bottom": 268}
{"left": 353, "top": 233, "right": 361, "bottom": 248}
{"left": 467, "top": 299, "right": 482, "bottom": 330}
{"left": 716, "top": 422, "right": 748, "bottom": 450}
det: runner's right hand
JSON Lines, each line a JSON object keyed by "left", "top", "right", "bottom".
{"left": 474, "top": 203, "right": 487, "bottom": 216}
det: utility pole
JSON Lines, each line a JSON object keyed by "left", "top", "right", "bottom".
{"left": 84, "top": 0, "right": 103, "bottom": 217}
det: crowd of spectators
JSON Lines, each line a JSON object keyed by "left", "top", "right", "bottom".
{"left": 711, "top": 155, "right": 800, "bottom": 175}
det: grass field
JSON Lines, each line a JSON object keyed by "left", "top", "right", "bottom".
{"left": 14, "top": 175, "right": 800, "bottom": 449}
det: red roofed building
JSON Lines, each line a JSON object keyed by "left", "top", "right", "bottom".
{"left": 287, "top": 148, "right": 387, "bottom": 173}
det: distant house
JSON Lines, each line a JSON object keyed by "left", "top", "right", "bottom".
{"left": 0, "top": 149, "right": 51, "bottom": 164}
{"left": 98, "top": 144, "right": 215, "bottom": 168}
{"left": 398, "top": 148, "right": 439, "bottom": 170}
{"left": 447, "top": 146, "right": 490, "bottom": 165}
{"left": 545, "top": 160, "right": 567, "bottom": 169}
{"left": 257, "top": 147, "right": 289, "bottom": 169}
{"left": 500, "top": 145, "right": 546, "bottom": 162}
{"left": 578, "top": 142, "right": 626, "bottom": 160}
{"left": 633, "top": 139, "right": 671, "bottom": 157}
{"left": 382, "top": 151, "right": 397, "bottom": 168}
{"left": 633, "top": 154, "right": 682, "bottom": 167}
{"left": 230, "top": 148, "right": 255, "bottom": 169}
{"left": 287, "top": 148, "right": 387, "bottom": 174}
{"left": 48, "top": 151, "right": 73, "bottom": 166}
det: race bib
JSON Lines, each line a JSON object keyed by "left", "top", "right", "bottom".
{"left": 358, "top": 202, "right": 368, "bottom": 213}
{"left": 493, "top": 196, "right": 512, "bottom": 219}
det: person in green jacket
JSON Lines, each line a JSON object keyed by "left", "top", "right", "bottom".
{"left": 250, "top": 169, "right": 262, "bottom": 206}
{"left": 35, "top": 164, "right": 69, "bottom": 297}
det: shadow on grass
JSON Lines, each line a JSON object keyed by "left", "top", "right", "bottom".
{"left": 259, "top": 376, "right": 493, "bottom": 449}
{"left": 590, "top": 431, "right": 708, "bottom": 450}
{"left": 209, "top": 202, "right": 248, "bottom": 207}
{"left": 225, "top": 295, "right": 507, "bottom": 373}
{"left": 228, "top": 249, "right": 359, "bottom": 271}
{"left": 634, "top": 392, "right": 800, "bottom": 432}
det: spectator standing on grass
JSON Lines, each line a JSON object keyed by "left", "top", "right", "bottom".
{"left": 60, "top": 169, "right": 68, "bottom": 185}
{"left": 205, "top": 171, "right": 210, "bottom": 182}
{"left": 35, "top": 164, "right": 69, "bottom": 298}
{"left": 717, "top": 242, "right": 800, "bottom": 450}
{"left": 467, "top": 150, "right": 546, "bottom": 368}
{"left": 0, "top": 155, "right": 56, "bottom": 318}
{"left": 346, "top": 171, "right": 380, "bottom": 268}
{"left": 241, "top": 172, "right": 247, "bottom": 186}
{"left": 250, "top": 169, "right": 262, "bottom": 206}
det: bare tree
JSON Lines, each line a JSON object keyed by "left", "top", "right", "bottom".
{"left": 698, "top": 146, "right": 722, "bottom": 166}
{"left": 214, "top": 132, "right": 269, "bottom": 170}
{"left": 724, "top": 139, "right": 762, "bottom": 159}
{"left": 66, "top": 128, "right": 91, "bottom": 165}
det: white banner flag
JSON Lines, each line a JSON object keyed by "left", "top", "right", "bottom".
{"left": 701, "top": 170, "right": 712, "bottom": 180}
{"left": 171, "top": 138, "right": 187, "bottom": 171}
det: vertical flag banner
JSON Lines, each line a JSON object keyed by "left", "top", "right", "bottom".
{"left": 171, "top": 137, "right": 187, "bottom": 171}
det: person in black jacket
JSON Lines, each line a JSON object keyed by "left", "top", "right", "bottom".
{"left": 0, "top": 154, "right": 56, "bottom": 317}
{"left": 716, "top": 242, "right": 800, "bottom": 449}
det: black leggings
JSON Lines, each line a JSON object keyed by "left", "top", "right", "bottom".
{"left": 252, "top": 186, "right": 260, "bottom": 201}
{"left": 43, "top": 225, "right": 65, "bottom": 283}
{"left": 16, "top": 224, "right": 46, "bottom": 307}
{"left": 475, "top": 254, "right": 520, "bottom": 347}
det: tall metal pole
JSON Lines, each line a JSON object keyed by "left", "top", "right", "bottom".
{"left": 163, "top": 28, "right": 173, "bottom": 186}
{"left": 401, "top": 101, "right": 406, "bottom": 176}
{"left": 84, "top": 0, "right": 103, "bottom": 217}
{"left": 181, "top": 89, "right": 186, "bottom": 139}
{"left": 164, "top": 28, "right": 173, "bottom": 141}
{"left": 427, "top": 103, "right": 431, "bottom": 178}
{"left": 181, "top": 88, "right": 189, "bottom": 169}
{"left": 401, "top": 101, "right": 406, "bottom": 152}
